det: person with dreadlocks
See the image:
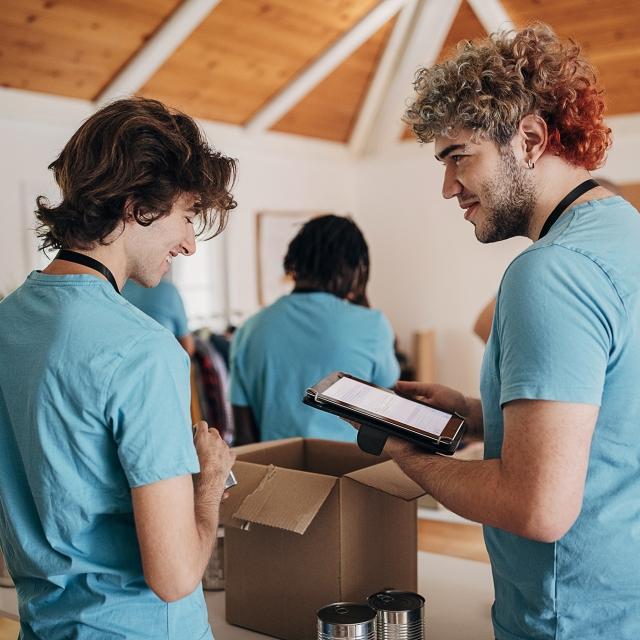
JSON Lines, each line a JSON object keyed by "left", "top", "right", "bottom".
{"left": 229, "top": 214, "right": 399, "bottom": 444}
{"left": 362, "top": 23, "right": 640, "bottom": 640}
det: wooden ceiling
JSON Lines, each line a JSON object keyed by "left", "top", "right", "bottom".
{"left": 436, "top": 0, "right": 486, "bottom": 63}
{"left": 501, "top": 0, "right": 640, "bottom": 116}
{"left": 270, "top": 16, "right": 396, "bottom": 142}
{"left": 1, "top": 0, "right": 640, "bottom": 144}
{"left": 141, "top": 0, "right": 381, "bottom": 126}
{"left": 0, "top": 0, "right": 181, "bottom": 99}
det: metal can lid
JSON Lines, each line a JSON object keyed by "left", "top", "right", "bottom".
{"left": 317, "top": 602, "right": 377, "bottom": 625}
{"left": 367, "top": 590, "right": 425, "bottom": 612}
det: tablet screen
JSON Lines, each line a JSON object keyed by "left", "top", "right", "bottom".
{"left": 321, "top": 376, "right": 451, "bottom": 437}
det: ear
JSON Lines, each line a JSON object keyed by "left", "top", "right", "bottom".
{"left": 514, "top": 114, "right": 548, "bottom": 167}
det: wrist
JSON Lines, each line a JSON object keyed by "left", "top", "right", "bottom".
{"left": 194, "top": 469, "right": 226, "bottom": 502}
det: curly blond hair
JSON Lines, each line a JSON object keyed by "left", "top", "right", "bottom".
{"left": 404, "top": 23, "right": 611, "bottom": 170}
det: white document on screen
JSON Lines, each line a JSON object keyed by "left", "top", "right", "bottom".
{"left": 322, "top": 377, "right": 450, "bottom": 437}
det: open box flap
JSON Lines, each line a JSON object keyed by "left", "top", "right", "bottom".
{"left": 344, "top": 459, "right": 425, "bottom": 500}
{"left": 232, "top": 465, "right": 337, "bottom": 535}
{"left": 233, "top": 437, "right": 302, "bottom": 462}
{"left": 219, "top": 461, "right": 272, "bottom": 529}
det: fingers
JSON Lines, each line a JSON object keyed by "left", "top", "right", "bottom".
{"left": 395, "top": 381, "right": 431, "bottom": 397}
{"left": 193, "top": 421, "right": 225, "bottom": 442}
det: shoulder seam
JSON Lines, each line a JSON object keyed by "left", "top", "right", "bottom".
{"left": 502, "top": 243, "right": 627, "bottom": 317}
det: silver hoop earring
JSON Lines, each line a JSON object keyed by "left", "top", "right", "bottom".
{"left": 527, "top": 159, "right": 535, "bottom": 170}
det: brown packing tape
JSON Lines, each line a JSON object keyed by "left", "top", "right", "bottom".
{"left": 232, "top": 465, "right": 337, "bottom": 534}
{"left": 344, "top": 459, "right": 425, "bottom": 500}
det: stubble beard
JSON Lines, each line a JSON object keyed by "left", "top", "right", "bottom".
{"left": 475, "top": 147, "right": 537, "bottom": 244}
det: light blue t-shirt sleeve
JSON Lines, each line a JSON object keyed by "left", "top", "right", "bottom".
{"left": 104, "top": 331, "right": 199, "bottom": 487}
{"left": 497, "top": 245, "right": 619, "bottom": 408}
{"left": 371, "top": 312, "right": 400, "bottom": 388}
{"left": 229, "top": 327, "right": 250, "bottom": 406}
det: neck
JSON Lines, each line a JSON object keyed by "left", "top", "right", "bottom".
{"left": 43, "top": 245, "right": 128, "bottom": 290}
{"left": 527, "top": 157, "right": 610, "bottom": 241}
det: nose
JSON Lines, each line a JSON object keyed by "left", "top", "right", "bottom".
{"left": 181, "top": 222, "right": 196, "bottom": 256}
{"left": 442, "top": 163, "right": 462, "bottom": 200}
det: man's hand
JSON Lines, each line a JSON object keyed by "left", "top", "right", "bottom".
{"left": 383, "top": 434, "right": 422, "bottom": 461}
{"left": 394, "top": 381, "right": 468, "bottom": 416}
{"left": 395, "top": 381, "right": 483, "bottom": 440}
{"left": 192, "top": 421, "right": 235, "bottom": 501}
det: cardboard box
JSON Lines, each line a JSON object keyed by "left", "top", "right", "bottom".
{"left": 220, "top": 438, "right": 424, "bottom": 640}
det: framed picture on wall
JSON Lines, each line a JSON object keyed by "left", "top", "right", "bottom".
{"left": 256, "top": 210, "right": 328, "bottom": 307}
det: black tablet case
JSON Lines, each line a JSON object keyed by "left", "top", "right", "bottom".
{"left": 303, "top": 393, "right": 466, "bottom": 456}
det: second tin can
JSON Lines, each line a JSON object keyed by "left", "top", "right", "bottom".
{"left": 367, "top": 590, "right": 425, "bottom": 640}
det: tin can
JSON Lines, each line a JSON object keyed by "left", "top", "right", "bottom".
{"left": 317, "top": 602, "right": 377, "bottom": 639}
{"left": 202, "top": 527, "right": 225, "bottom": 590}
{"left": 367, "top": 590, "right": 425, "bottom": 639}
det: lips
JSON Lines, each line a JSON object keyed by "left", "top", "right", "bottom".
{"left": 463, "top": 202, "right": 479, "bottom": 221}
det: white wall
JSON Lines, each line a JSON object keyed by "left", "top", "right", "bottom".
{"left": 2, "top": 89, "right": 639, "bottom": 395}
{"left": 197, "top": 123, "right": 357, "bottom": 325}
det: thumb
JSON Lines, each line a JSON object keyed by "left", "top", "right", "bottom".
{"left": 395, "top": 381, "right": 432, "bottom": 395}
{"left": 193, "top": 420, "right": 209, "bottom": 437}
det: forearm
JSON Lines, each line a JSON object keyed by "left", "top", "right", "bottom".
{"left": 192, "top": 473, "right": 224, "bottom": 571}
{"left": 394, "top": 451, "right": 525, "bottom": 534}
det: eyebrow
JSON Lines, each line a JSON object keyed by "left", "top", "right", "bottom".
{"left": 435, "top": 143, "right": 467, "bottom": 162}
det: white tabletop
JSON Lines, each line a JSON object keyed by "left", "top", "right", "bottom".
{"left": 0, "top": 552, "right": 494, "bottom": 639}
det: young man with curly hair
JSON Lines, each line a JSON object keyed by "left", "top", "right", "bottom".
{"left": 0, "top": 98, "right": 237, "bottom": 639}
{"left": 381, "top": 24, "right": 640, "bottom": 639}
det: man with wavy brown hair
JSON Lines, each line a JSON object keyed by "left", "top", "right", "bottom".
{"left": 380, "top": 24, "right": 640, "bottom": 639}
{"left": 0, "top": 98, "right": 237, "bottom": 639}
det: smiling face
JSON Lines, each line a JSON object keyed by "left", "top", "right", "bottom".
{"left": 124, "top": 192, "right": 198, "bottom": 287}
{"left": 435, "top": 129, "right": 537, "bottom": 243}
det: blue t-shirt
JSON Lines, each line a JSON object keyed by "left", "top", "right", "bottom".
{"left": 0, "top": 273, "right": 211, "bottom": 640}
{"left": 122, "top": 279, "right": 189, "bottom": 338}
{"left": 230, "top": 292, "right": 400, "bottom": 442}
{"left": 480, "top": 196, "right": 640, "bottom": 640}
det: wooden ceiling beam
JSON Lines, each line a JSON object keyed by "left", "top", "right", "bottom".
{"left": 96, "top": 0, "right": 221, "bottom": 105}
{"left": 349, "top": 0, "right": 420, "bottom": 156}
{"left": 466, "top": 0, "right": 513, "bottom": 34}
{"left": 372, "top": 0, "right": 463, "bottom": 151}
{"left": 246, "top": 0, "right": 411, "bottom": 134}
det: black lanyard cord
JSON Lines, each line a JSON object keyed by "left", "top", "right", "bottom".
{"left": 55, "top": 250, "right": 120, "bottom": 294}
{"left": 538, "top": 179, "right": 600, "bottom": 240}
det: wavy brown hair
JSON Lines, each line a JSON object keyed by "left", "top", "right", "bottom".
{"left": 36, "top": 97, "right": 237, "bottom": 251}
{"left": 404, "top": 23, "right": 611, "bottom": 170}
